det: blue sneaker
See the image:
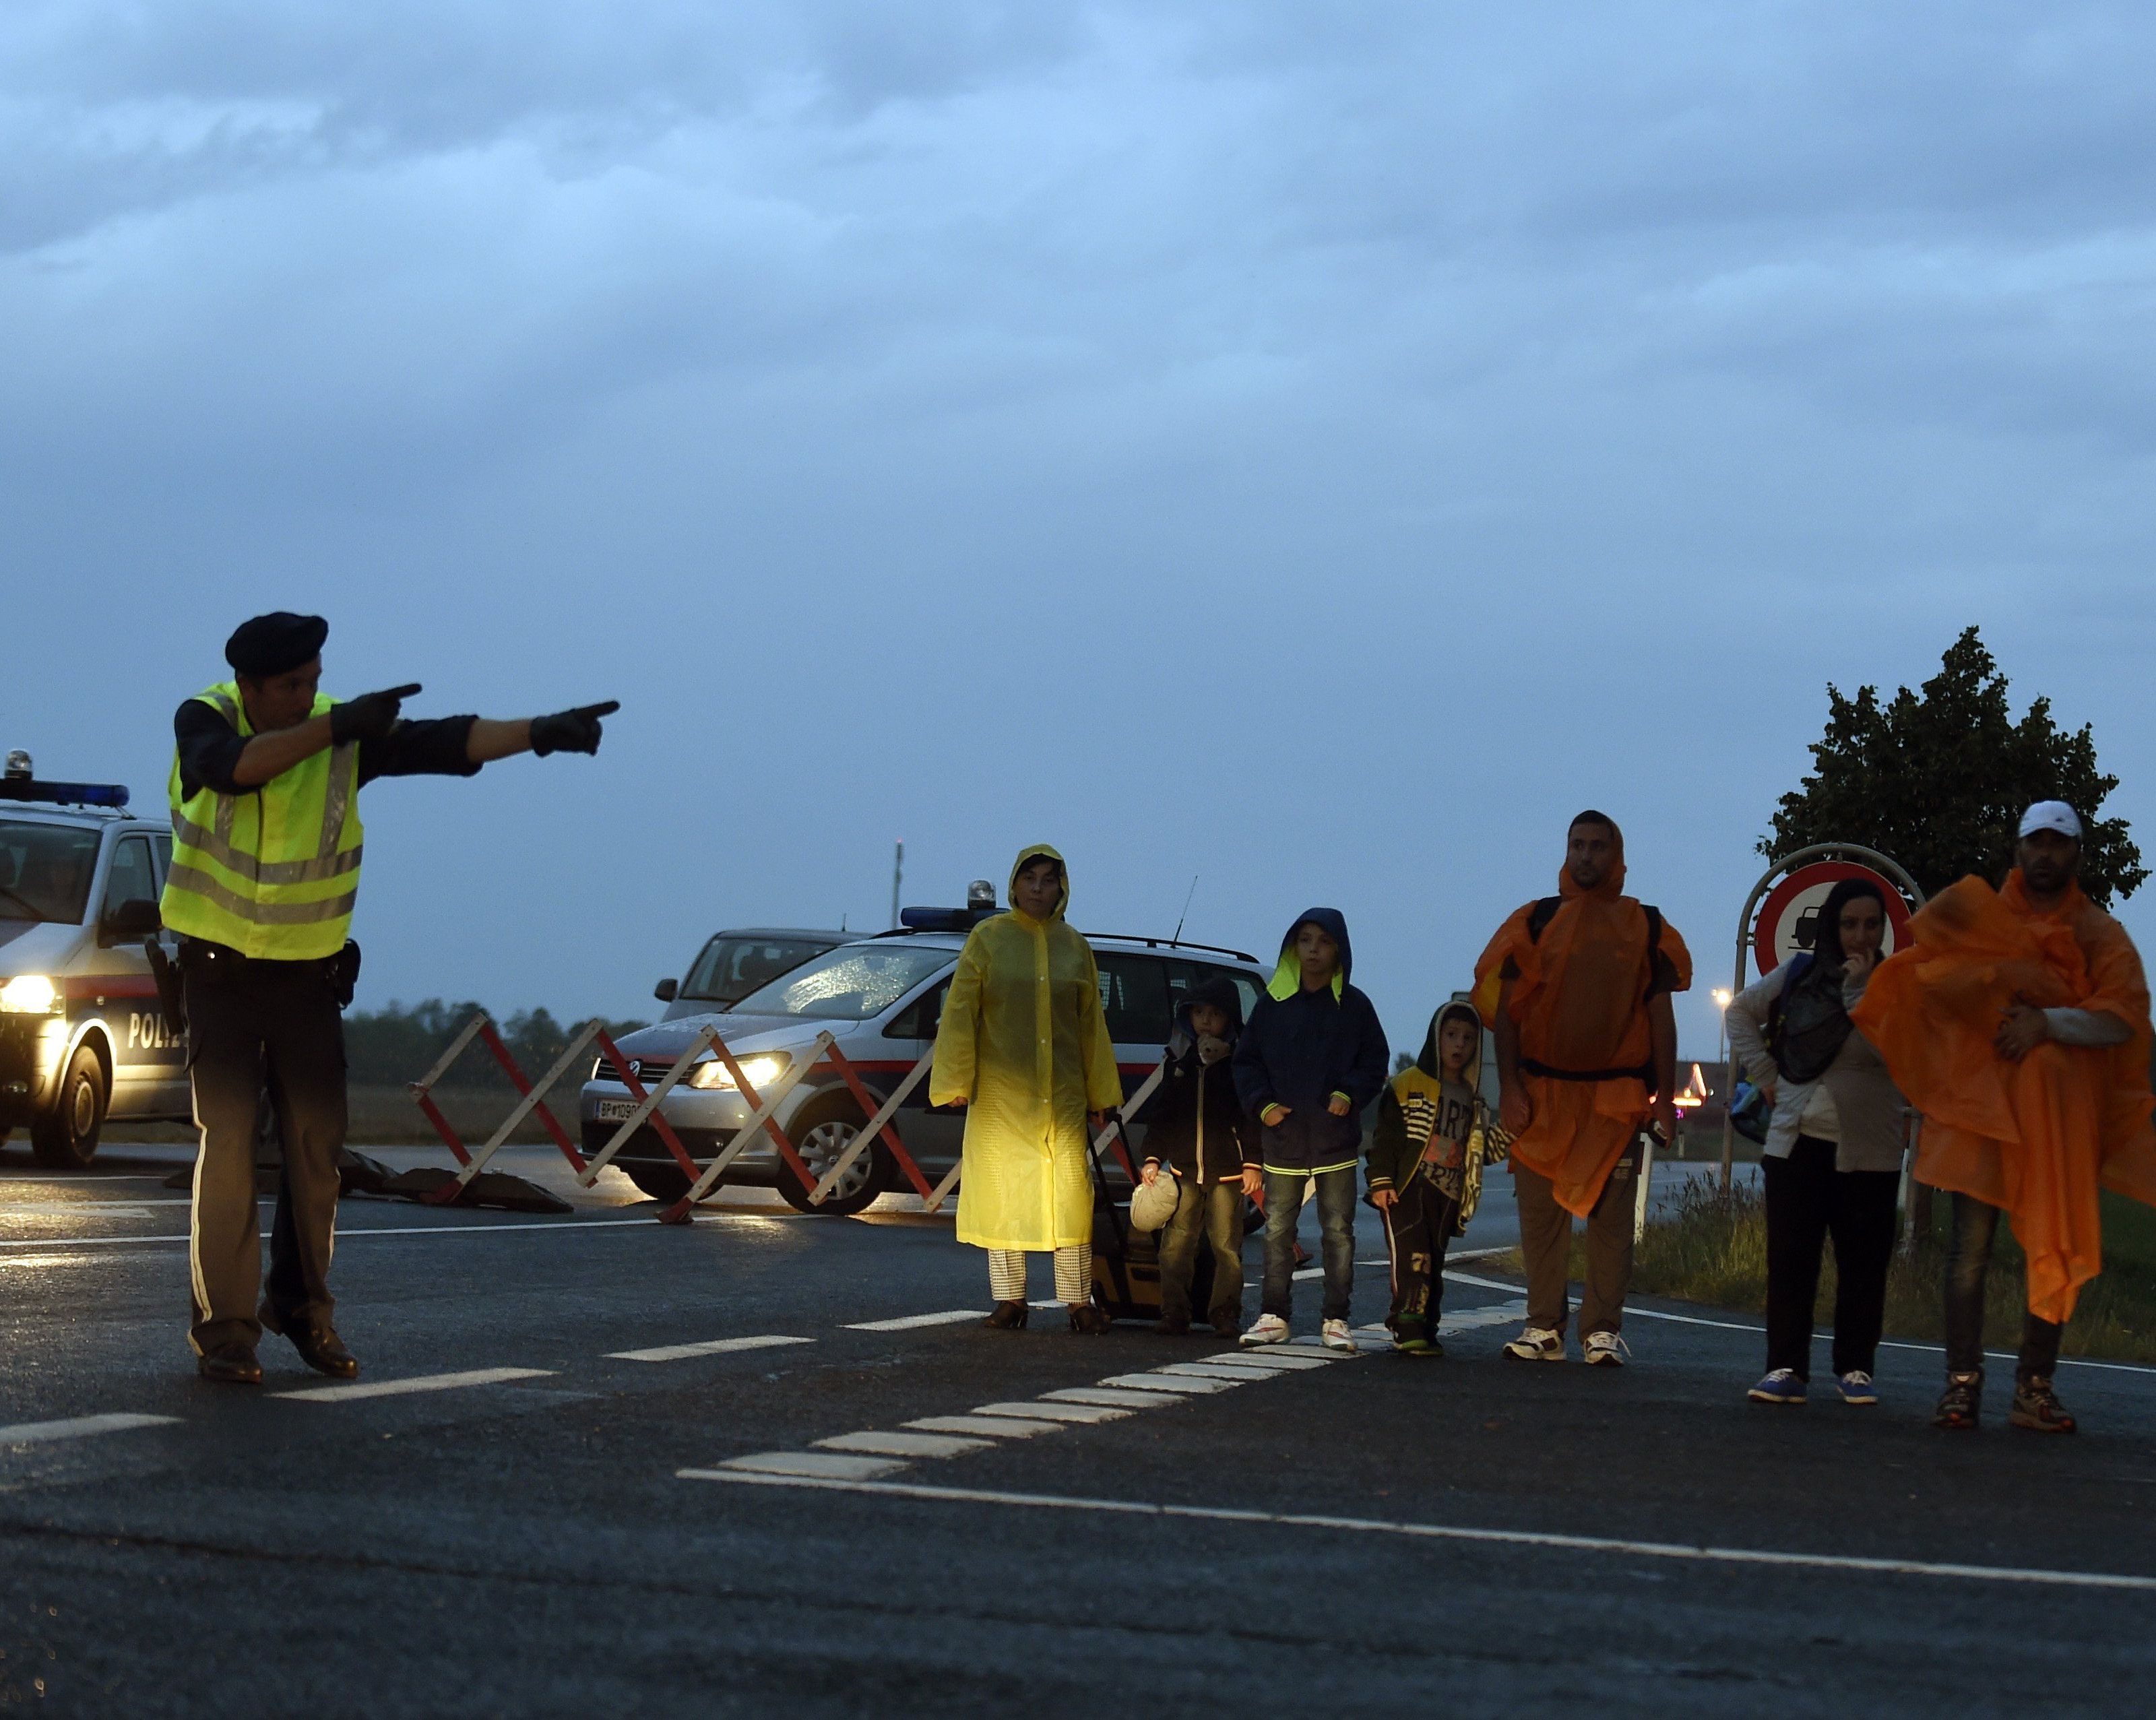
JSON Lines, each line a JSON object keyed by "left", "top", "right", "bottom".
{"left": 1837, "top": 1370, "right": 1879, "bottom": 1406}
{"left": 1747, "top": 1368, "right": 1806, "bottom": 1405}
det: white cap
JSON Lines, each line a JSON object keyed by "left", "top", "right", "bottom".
{"left": 2019, "top": 800, "right": 2084, "bottom": 840}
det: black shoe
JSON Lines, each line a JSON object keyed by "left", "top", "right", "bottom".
{"left": 984, "top": 1301, "right": 1029, "bottom": 1331}
{"left": 1209, "top": 1314, "right": 1242, "bottom": 1339}
{"left": 261, "top": 1302, "right": 360, "bottom": 1379}
{"left": 197, "top": 1343, "right": 262, "bottom": 1385}
{"left": 1068, "top": 1304, "right": 1112, "bottom": 1335}
{"left": 1152, "top": 1314, "right": 1191, "bottom": 1337}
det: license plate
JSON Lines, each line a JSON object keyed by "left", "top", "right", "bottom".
{"left": 595, "top": 1098, "right": 643, "bottom": 1123}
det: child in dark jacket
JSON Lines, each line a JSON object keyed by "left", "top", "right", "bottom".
{"left": 1233, "top": 907, "right": 1390, "bottom": 1351}
{"left": 1139, "top": 976, "right": 1261, "bottom": 1337}
{"left": 1368, "top": 1000, "right": 1503, "bottom": 1356}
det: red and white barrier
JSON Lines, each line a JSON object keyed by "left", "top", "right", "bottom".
{"left": 406, "top": 1012, "right": 596, "bottom": 1202}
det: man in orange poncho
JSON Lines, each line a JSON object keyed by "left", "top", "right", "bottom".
{"left": 1475, "top": 812, "right": 1690, "bottom": 1366}
{"left": 1852, "top": 801, "right": 2156, "bottom": 1434}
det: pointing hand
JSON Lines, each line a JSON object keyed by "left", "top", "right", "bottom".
{"left": 531, "top": 699, "right": 621, "bottom": 757}
{"left": 330, "top": 684, "right": 423, "bottom": 744}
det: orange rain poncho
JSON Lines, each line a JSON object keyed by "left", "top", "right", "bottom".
{"left": 929, "top": 844, "right": 1125, "bottom": 1252}
{"left": 1473, "top": 821, "right": 1691, "bottom": 1218}
{"left": 1850, "top": 871, "right": 2156, "bottom": 1325}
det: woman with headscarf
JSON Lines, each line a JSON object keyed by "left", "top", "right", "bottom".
{"left": 930, "top": 844, "right": 1125, "bottom": 1333}
{"left": 1725, "top": 879, "right": 1907, "bottom": 1407}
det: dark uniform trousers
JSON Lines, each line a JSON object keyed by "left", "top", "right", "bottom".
{"left": 183, "top": 943, "right": 346, "bottom": 1354}
{"left": 1381, "top": 1168, "right": 1461, "bottom": 1335}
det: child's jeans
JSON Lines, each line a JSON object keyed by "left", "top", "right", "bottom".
{"left": 1157, "top": 1179, "right": 1244, "bottom": 1327}
{"left": 1261, "top": 1167, "right": 1356, "bottom": 1323}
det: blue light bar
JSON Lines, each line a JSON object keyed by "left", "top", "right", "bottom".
{"left": 0, "top": 780, "right": 131, "bottom": 808}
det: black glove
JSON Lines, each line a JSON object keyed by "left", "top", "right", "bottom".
{"left": 530, "top": 699, "right": 619, "bottom": 757}
{"left": 329, "top": 683, "right": 422, "bottom": 745}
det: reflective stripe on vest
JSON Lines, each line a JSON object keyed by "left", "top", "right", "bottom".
{"left": 158, "top": 682, "right": 365, "bottom": 960}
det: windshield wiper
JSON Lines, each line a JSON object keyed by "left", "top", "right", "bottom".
{"left": 0, "top": 883, "right": 53, "bottom": 920}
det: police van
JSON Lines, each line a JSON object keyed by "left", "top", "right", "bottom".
{"left": 0, "top": 755, "right": 189, "bottom": 1166}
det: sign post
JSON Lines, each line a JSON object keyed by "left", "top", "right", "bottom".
{"left": 1719, "top": 844, "right": 1924, "bottom": 1193}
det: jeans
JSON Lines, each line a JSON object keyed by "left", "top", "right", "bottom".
{"left": 1261, "top": 1167, "right": 1356, "bottom": 1323}
{"left": 1761, "top": 1135, "right": 1899, "bottom": 1378}
{"left": 1157, "top": 1180, "right": 1244, "bottom": 1326}
{"left": 1944, "top": 1192, "right": 2063, "bottom": 1382}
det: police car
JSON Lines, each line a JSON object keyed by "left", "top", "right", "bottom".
{"left": 578, "top": 900, "right": 1267, "bottom": 1213}
{"left": 0, "top": 755, "right": 189, "bottom": 1166}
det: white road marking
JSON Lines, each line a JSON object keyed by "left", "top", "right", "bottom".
{"left": 274, "top": 1366, "right": 554, "bottom": 1403}
{"left": 817, "top": 1430, "right": 991, "bottom": 1459}
{"left": 724, "top": 1450, "right": 911, "bottom": 1481}
{"left": 904, "top": 1413, "right": 1067, "bottom": 1438}
{"left": 0, "top": 1217, "right": 658, "bottom": 1251}
{"left": 970, "top": 1401, "right": 1131, "bottom": 1425}
{"left": 1438, "top": 1271, "right": 2156, "bottom": 1380}
{"left": 0, "top": 1255, "right": 98, "bottom": 1271}
{"left": 1155, "top": 1362, "right": 1281, "bottom": 1382}
{"left": 1267, "top": 1343, "right": 1349, "bottom": 1360}
{"left": 1096, "top": 1372, "right": 1238, "bottom": 1395}
{"left": 6, "top": 1200, "right": 193, "bottom": 1217}
{"left": 607, "top": 1335, "right": 813, "bottom": 1363}
{"left": 680, "top": 1471, "right": 2156, "bottom": 1595}
{"left": 1197, "top": 1351, "right": 1333, "bottom": 1372}
{"left": 1440, "top": 1301, "right": 1530, "bottom": 1333}
{"left": 0, "top": 1411, "right": 180, "bottom": 1448}
{"left": 1041, "top": 1388, "right": 1176, "bottom": 1409}
{"left": 844, "top": 1309, "right": 986, "bottom": 1332}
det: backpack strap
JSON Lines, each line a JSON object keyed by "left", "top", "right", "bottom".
{"left": 1525, "top": 896, "right": 1564, "bottom": 941}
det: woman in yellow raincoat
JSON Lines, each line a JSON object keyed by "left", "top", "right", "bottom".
{"left": 930, "top": 844, "right": 1125, "bottom": 1332}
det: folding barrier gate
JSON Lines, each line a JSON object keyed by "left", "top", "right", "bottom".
{"left": 411, "top": 1015, "right": 1170, "bottom": 1222}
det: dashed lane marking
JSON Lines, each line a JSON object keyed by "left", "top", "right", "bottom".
{"left": 678, "top": 1471, "right": 2156, "bottom": 1595}
{"left": 1197, "top": 1350, "right": 1333, "bottom": 1372}
{"left": 844, "top": 1309, "right": 986, "bottom": 1332}
{"left": 1440, "top": 1301, "right": 1529, "bottom": 1333}
{"left": 1157, "top": 1360, "right": 1294, "bottom": 1382}
{"left": 817, "top": 1430, "right": 991, "bottom": 1459}
{"left": 724, "top": 1450, "right": 910, "bottom": 1481}
{"left": 969, "top": 1401, "right": 1130, "bottom": 1426}
{"left": 904, "top": 1414, "right": 1068, "bottom": 1438}
{"left": 1096, "top": 1372, "right": 1240, "bottom": 1395}
{"left": 0, "top": 1411, "right": 181, "bottom": 1448}
{"left": 607, "top": 1335, "right": 814, "bottom": 1363}
{"left": 274, "top": 1366, "right": 554, "bottom": 1404}
{"left": 1041, "top": 1387, "right": 1176, "bottom": 1409}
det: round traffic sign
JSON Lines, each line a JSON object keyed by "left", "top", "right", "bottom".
{"left": 1752, "top": 860, "right": 1913, "bottom": 976}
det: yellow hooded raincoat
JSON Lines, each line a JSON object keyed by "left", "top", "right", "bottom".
{"left": 930, "top": 844, "right": 1125, "bottom": 1252}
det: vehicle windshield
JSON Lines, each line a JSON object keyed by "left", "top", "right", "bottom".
{"left": 0, "top": 820, "right": 102, "bottom": 925}
{"left": 729, "top": 944, "right": 954, "bottom": 1021}
{"left": 680, "top": 935, "right": 833, "bottom": 1005}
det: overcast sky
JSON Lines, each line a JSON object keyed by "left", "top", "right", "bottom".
{"left": 9, "top": 2, "right": 2156, "bottom": 1062}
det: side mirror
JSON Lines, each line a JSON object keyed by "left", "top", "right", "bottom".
{"left": 104, "top": 897, "right": 162, "bottom": 941}
{"left": 653, "top": 978, "right": 678, "bottom": 1003}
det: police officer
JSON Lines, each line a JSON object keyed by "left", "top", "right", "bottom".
{"left": 160, "top": 612, "right": 617, "bottom": 1384}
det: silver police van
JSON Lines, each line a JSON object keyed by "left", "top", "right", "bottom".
{"left": 579, "top": 903, "right": 1267, "bottom": 1213}
{"left": 0, "top": 755, "right": 189, "bottom": 1166}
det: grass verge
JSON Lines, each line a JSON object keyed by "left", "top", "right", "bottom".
{"left": 1531, "top": 1178, "right": 2156, "bottom": 1367}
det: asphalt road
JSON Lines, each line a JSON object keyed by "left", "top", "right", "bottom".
{"left": 4, "top": 1140, "right": 2155, "bottom": 1719}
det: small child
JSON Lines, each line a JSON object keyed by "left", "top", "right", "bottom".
{"left": 1367, "top": 1000, "right": 1498, "bottom": 1356}
{"left": 1139, "top": 976, "right": 1261, "bottom": 1337}
{"left": 1233, "top": 908, "right": 1390, "bottom": 1352}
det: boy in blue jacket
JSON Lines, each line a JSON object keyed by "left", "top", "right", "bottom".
{"left": 1233, "top": 908, "right": 1390, "bottom": 1351}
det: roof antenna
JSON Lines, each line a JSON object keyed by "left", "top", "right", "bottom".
{"left": 1172, "top": 874, "right": 1199, "bottom": 945}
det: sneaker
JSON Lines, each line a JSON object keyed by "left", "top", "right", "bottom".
{"left": 1391, "top": 1329, "right": 1436, "bottom": 1356}
{"left": 1321, "top": 1318, "right": 1358, "bottom": 1353}
{"left": 1932, "top": 1370, "right": 1982, "bottom": 1430}
{"left": 1502, "top": 1326, "right": 1566, "bottom": 1362}
{"left": 1240, "top": 1313, "right": 1290, "bottom": 1347}
{"left": 1582, "top": 1331, "right": 1630, "bottom": 1368}
{"left": 1837, "top": 1370, "right": 1878, "bottom": 1406}
{"left": 2009, "top": 1376, "right": 2077, "bottom": 1434}
{"left": 1747, "top": 1368, "right": 1806, "bottom": 1405}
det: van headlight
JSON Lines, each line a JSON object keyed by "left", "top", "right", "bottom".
{"left": 686, "top": 1051, "right": 790, "bottom": 1092}
{"left": 0, "top": 976, "right": 59, "bottom": 1015}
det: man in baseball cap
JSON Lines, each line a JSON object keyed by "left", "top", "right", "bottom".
{"left": 1854, "top": 799, "right": 2156, "bottom": 1434}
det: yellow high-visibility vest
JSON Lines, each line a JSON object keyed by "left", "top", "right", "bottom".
{"left": 158, "top": 681, "right": 363, "bottom": 960}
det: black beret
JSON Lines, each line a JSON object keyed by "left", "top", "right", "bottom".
{"left": 224, "top": 612, "right": 328, "bottom": 678}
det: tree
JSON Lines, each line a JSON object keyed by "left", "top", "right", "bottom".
{"left": 1763, "top": 627, "right": 2145, "bottom": 906}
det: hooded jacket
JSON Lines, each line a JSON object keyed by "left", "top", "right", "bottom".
{"left": 1232, "top": 907, "right": 1391, "bottom": 1174}
{"left": 930, "top": 843, "right": 1125, "bottom": 1252}
{"left": 1368, "top": 1000, "right": 1484, "bottom": 1197}
{"left": 1141, "top": 974, "right": 1259, "bottom": 1185}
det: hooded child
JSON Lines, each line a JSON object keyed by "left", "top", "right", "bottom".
{"left": 930, "top": 845, "right": 1126, "bottom": 1333}
{"left": 1473, "top": 812, "right": 1690, "bottom": 1366}
{"left": 1139, "top": 975, "right": 1263, "bottom": 1336}
{"left": 1232, "top": 908, "right": 1391, "bottom": 1352}
{"left": 1851, "top": 801, "right": 2156, "bottom": 1433}
{"left": 1367, "top": 1000, "right": 1504, "bottom": 1356}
